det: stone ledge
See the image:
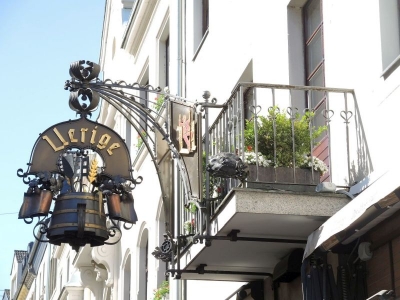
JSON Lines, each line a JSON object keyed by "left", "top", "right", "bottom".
{"left": 231, "top": 188, "right": 350, "bottom": 216}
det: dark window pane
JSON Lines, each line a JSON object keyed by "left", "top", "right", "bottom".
{"left": 304, "top": 0, "right": 321, "bottom": 40}
{"left": 140, "top": 81, "right": 148, "bottom": 133}
{"left": 202, "top": 0, "right": 209, "bottom": 35}
{"left": 306, "top": 29, "right": 323, "bottom": 75}
{"left": 307, "top": 65, "right": 325, "bottom": 108}
{"left": 243, "top": 87, "right": 254, "bottom": 121}
{"left": 313, "top": 103, "right": 327, "bottom": 142}
{"left": 165, "top": 37, "right": 170, "bottom": 87}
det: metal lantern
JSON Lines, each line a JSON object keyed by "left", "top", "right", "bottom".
{"left": 106, "top": 192, "right": 138, "bottom": 224}
{"left": 19, "top": 188, "right": 53, "bottom": 219}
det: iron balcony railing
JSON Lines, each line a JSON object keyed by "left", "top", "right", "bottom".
{"left": 180, "top": 82, "right": 368, "bottom": 240}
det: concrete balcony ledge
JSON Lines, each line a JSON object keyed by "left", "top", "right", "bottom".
{"left": 179, "top": 187, "right": 350, "bottom": 281}
{"left": 228, "top": 188, "right": 349, "bottom": 217}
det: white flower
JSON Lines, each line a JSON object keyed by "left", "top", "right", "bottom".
{"left": 184, "top": 219, "right": 195, "bottom": 233}
{"left": 300, "top": 155, "right": 328, "bottom": 175}
{"left": 244, "top": 152, "right": 271, "bottom": 167}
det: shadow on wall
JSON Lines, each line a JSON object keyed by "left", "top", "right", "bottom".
{"left": 347, "top": 99, "right": 373, "bottom": 186}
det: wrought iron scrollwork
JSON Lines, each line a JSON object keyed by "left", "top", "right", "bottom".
{"left": 340, "top": 110, "right": 353, "bottom": 124}
{"left": 103, "top": 219, "right": 123, "bottom": 245}
{"left": 33, "top": 219, "right": 50, "bottom": 243}
{"left": 69, "top": 60, "right": 100, "bottom": 82}
{"left": 152, "top": 232, "right": 176, "bottom": 262}
{"left": 65, "top": 60, "right": 101, "bottom": 115}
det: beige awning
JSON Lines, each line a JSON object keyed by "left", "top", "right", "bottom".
{"left": 304, "top": 166, "right": 400, "bottom": 259}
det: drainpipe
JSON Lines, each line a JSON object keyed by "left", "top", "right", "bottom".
{"left": 177, "top": 0, "right": 182, "bottom": 96}
{"left": 172, "top": 1, "right": 183, "bottom": 300}
{"left": 173, "top": 163, "right": 181, "bottom": 300}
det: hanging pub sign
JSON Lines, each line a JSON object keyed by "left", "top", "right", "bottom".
{"left": 170, "top": 102, "right": 201, "bottom": 199}
{"left": 17, "top": 115, "right": 142, "bottom": 251}
{"left": 17, "top": 60, "right": 142, "bottom": 251}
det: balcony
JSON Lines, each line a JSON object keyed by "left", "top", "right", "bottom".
{"left": 174, "top": 83, "right": 367, "bottom": 281}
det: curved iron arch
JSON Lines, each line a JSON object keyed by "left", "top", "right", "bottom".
{"left": 65, "top": 60, "right": 198, "bottom": 230}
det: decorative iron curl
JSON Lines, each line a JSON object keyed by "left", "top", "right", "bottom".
{"left": 23, "top": 217, "right": 33, "bottom": 225}
{"left": 33, "top": 220, "right": 50, "bottom": 243}
{"left": 323, "top": 109, "right": 335, "bottom": 123}
{"left": 129, "top": 176, "right": 143, "bottom": 189}
{"left": 268, "top": 106, "right": 280, "bottom": 117}
{"left": 165, "top": 269, "right": 181, "bottom": 279}
{"left": 66, "top": 60, "right": 102, "bottom": 115}
{"left": 104, "top": 226, "right": 122, "bottom": 245}
{"left": 191, "top": 235, "right": 212, "bottom": 247}
{"left": 286, "top": 106, "right": 298, "bottom": 119}
{"left": 340, "top": 110, "right": 353, "bottom": 124}
{"left": 17, "top": 168, "right": 31, "bottom": 184}
{"left": 69, "top": 88, "right": 99, "bottom": 114}
{"left": 123, "top": 222, "right": 134, "bottom": 230}
{"left": 104, "top": 219, "right": 122, "bottom": 245}
{"left": 69, "top": 60, "right": 100, "bottom": 82}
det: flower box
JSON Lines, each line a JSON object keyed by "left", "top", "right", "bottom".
{"left": 247, "top": 165, "right": 320, "bottom": 184}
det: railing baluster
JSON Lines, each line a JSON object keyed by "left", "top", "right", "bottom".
{"left": 343, "top": 92, "right": 352, "bottom": 184}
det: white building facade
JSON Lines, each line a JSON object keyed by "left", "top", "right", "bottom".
{"left": 6, "top": 0, "right": 400, "bottom": 299}
{"left": 96, "top": 0, "right": 400, "bottom": 299}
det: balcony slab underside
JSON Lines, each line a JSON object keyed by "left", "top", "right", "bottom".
{"left": 180, "top": 188, "right": 349, "bottom": 281}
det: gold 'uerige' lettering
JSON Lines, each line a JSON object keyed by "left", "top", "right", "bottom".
{"left": 42, "top": 126, "right": 121, "bottom": 156}
{"left": 90, "top": 126, "right": 98, "bottom": 144}
{"left": 54, "top": 127, "right": 69, "bottom": 146}
{"left": 42, "top": 135, "right": 64, "bottom": 152}
{"left": 68, "top": 129, "right": 78, "bottom": 143}
{"left": 107, "top": 143, "right": 121, "bottom": 155}
{"left": 81, "top": 128, "right": 88, "bottom": 143}
{"left": 97, "top": 134, "right": 111, "bottom": 149}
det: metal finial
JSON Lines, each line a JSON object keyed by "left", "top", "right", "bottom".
{"left": 202, "top": 91, "right": 211, "bottom": 100}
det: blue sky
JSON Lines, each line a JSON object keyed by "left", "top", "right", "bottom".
{"left": 0, "top": 1, "right": 105, "bottom": 292}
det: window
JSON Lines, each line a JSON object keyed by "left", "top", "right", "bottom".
{"left": 123, "top": 255, "right": 131, "bottom": 300}
{"left": 379, "top": 0, "right": 400, "bottom": 76}
{"left": 303, "top": 0, "right": 330, "bottom": 181}
{"left": 67, "top": 257, "right": 70, "bottom": 281}
{"left": 165, "top": 36, "right": 170, "bottom": 88}
{"left": 202, "top": 0, "right": 209, "bottom": 36}
{"left": 11, "top": 275, "right": 16, "bottom": 297}
{"left": 304, "top": 0, "right": 326, "bottom": 129}
{"left": 145, "top": 240, "right": 149, "bottom": 299}
{"left": 157, "top": 13, "right": 170, "bottom": 89}
{"left": 157, "top": 203, "right": 167, "bottom": 285}
{"left": 48, "top": 258, "right": 57, "bottom": 296}
{"left": 125, "top": 121, "right": 132, "bottom": 152}
{"left": 193, "top": 0, "right": 209, "bottom": 58}
{"left": 139, "top": 79, "right": 149, "bottom": 134}
{"left": 138, "top": 229, "right": 149, "bottom": 299}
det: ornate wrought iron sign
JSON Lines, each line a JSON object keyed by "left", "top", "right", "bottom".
{"left": 18, "top": 61, "right": 142, "bottom": 250}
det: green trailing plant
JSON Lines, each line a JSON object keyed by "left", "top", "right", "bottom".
{"left": 153, "top": 281, "right": 169, "bottom": 300}
{"left": 153, "top": 87, "right": 169, "bottom": 111}
{"left": 202, "top": 151, "right": 217, "bottom": 198}
{"left": 185, "top": 202, "right": 198, "bottom": 213}
{"left": 154, "top": 94, "right": 165, "bottom": 111}
{"left": 136, "top": 131, "right": 147, "bottom": 150}
{"left": 244, "top": 107, "right": 327, "bottom": 168}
